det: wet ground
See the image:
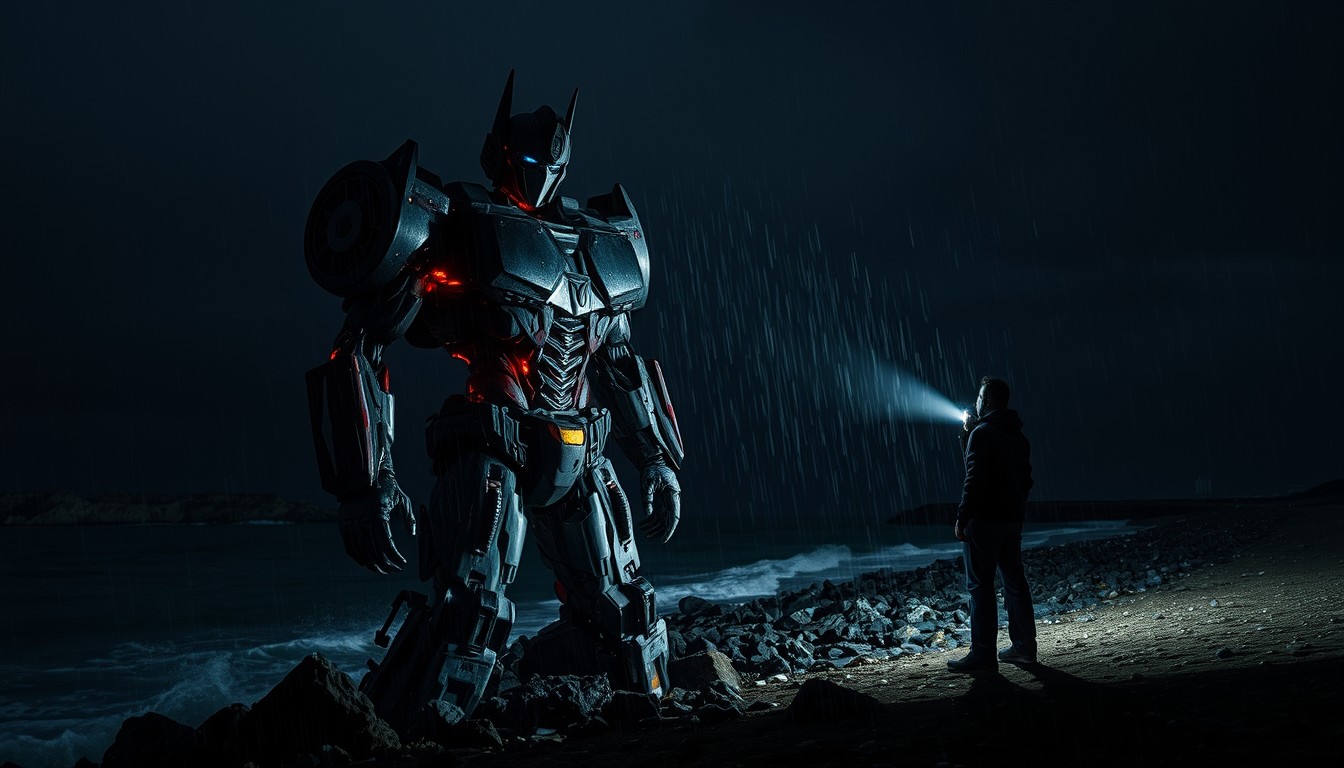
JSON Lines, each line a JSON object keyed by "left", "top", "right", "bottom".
{"left": 459, "top": 499, "right": 1344, "bottom": 767}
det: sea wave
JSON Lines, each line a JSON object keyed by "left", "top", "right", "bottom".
{"left": 656, "top": 544, "right": 854, "bottom": 603}
{"left": 0, "top": 726, "right": 107, "bottom": 768}
{"left": 0, "top": 626, "right": 385, "bottom": 768}
{"left": 0, "top": 523, "right": 1141, "bottom": 768}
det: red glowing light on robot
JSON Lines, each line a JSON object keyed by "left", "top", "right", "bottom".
{"left": 424, "top": 269, "right": 463, "bottom": 290}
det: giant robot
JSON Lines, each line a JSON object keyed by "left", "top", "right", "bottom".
{"left": 302, "top": 71, "right": 684, "bottom": 732}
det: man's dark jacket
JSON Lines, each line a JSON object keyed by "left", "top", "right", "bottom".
{"left": 957, "top": 409, "right": 1033, "bottom": 525}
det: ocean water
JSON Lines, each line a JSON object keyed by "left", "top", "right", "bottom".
{"left": 0, "top": 519, "right": 1135, "bottom": 767}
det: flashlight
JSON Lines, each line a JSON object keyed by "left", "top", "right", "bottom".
{"left": 961, "top": 408, "right": 979, "bottom": 430}
{"left": 959, "top": 407, "right": 978, "bottom": 453}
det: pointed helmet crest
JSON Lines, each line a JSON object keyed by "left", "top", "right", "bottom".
{"left": 492, "top": 70, "right": 515, "bottom": 140}
{"left": 480, "top": 71, "right": 579, "bottom": 210}
{"left": 563, "top": 87, "right": 578, "bottom": 133}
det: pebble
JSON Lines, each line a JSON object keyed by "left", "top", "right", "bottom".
{"left": 597, "top": 513, "right": 1272, "bottom": 683}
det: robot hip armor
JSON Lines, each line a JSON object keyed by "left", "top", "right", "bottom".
{"left": 425, "top": 397, "right": 612, "bottom": 508}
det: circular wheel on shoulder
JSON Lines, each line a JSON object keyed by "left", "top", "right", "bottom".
{"left": 304, "top": 159, "right": 408, "bottom": 297}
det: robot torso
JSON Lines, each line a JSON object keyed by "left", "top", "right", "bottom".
{"left": 405, "top": 181, "right": 650, "bottom": 414}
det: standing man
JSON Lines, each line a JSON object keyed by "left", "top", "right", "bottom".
{"left": 947, "top": 376, "right": 1037, "bottom": 672}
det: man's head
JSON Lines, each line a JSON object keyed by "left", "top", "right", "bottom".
{"left": 479, "top": 70, "right": 578, "bottom": 211}
{"left": 976, "top": 376, "right": 1010, "bottom": 417}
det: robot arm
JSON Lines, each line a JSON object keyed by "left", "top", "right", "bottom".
{"left": 307, "top": 272, "right": 423, "bottom": 572}
{"left": 591, "top": 314, "right": 684, "bottom": 471}
{"left": 590, "top": 314, "right": 684, "bottom": 541}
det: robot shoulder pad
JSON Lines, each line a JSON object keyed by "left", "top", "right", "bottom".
{"left": 305, "top": 140, "right": 443, "bottom": 298}
{"left": 585, "top": 183, "right": 641, "bottom": 228}
{"left": 584, "top": 184, "right": 650, "bottom": 310}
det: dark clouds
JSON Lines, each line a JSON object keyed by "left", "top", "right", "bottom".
{"left": 1, "top": 1, "right": 1340, "bottom": 524}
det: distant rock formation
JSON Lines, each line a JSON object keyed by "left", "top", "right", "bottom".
{"left": 0, "top": 490, "right": 338, "bottom": 525}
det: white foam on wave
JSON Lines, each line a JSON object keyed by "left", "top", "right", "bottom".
{"left": 656, "top": 544, "right": 854, "bottom": 604}
{"left": 0, "top": 726, "right": 107, "bottom": 768}
{"left": 246, "top": 627, "right": 378, "bottom": 661}
{"left": 0, "top": 623, "right": 388, "bottom": 768}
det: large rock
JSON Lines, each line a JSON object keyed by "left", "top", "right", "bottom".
{"left": 500, "top": 674, "right": 614, "bottom": 730}
{"left": 660, "top": 681, "right": 744, "bottom": 725}
{"left": 197, "top": 703, "right": 249, "bottom": 763}
{"left": 679, "top": 595, "right": 720, "bottom": 616}
{"left": 241, "top": 653, "right": 400, "bottom": 761}
{"left": 602, "top": 690, "right": 661, "bottom": 723}
{"left": 415, "top": 705, "right": 505, "bottom": 751}
{"left": 101, "top": 712, "right": 198, "bottom": 768}
{"left": 786, "top": 678, "right": 885, "bottom": 723}
{"left": 668, "top": 650, "right": 742, "bottom": 693}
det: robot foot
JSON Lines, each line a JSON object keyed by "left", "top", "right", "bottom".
{"left": 401, "top": 646, "right": 496, "bottom": 738}
{"left": 359, "top": 592, "right": 500, "bottom": 734}
{"left": 519, "top": 617, "right": 669, "bottom": 697}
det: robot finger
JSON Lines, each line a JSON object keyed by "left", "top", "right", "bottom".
{"left": 660, "top": 494, "right": 681, "bottom": 543}
{"left": 346, "top": 525, "right": 375, "bottom": 569}
{"left": 352, "top": 532, "right": 384, "bottom": 572}
{"left": 402, "top": 502, "right": 419, "bottom": 537}
{"left": 373, "top": 521, "right": 406, "bottom": 572}
{"left": 390, "top": 490, "right": 414, "bottom": 536}
{"left": 356, "top": 526, "right": 390, "bottom": 574}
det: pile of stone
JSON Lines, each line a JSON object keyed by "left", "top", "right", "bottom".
{"left": 659, "top": 512, "right": 1269, "bottom": 675}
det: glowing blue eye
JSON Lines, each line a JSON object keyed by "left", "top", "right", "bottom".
{"left": 520, "top": 155, "right": 539, "bottom": 164}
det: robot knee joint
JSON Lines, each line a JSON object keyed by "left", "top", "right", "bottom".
{"left": 596, "top": 577, "right": 658, "bottom": 637}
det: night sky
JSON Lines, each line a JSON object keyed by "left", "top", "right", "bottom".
{"left": 2, "top": 1, "right": 1340, "bottom": 534}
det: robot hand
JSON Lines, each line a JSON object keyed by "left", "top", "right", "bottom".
{"left": 639, "top": 460, "right": 681, "bottom": 543}
{"left": 339, "top": 469, "right": 417, "bottom": 574}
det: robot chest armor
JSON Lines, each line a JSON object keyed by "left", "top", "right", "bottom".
{"left": 466, "top": 207, "right": 647, "bottom": 316}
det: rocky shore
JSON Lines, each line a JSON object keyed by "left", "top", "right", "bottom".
{"left": 656, "top": 511, "right": 1259, "bottom": 678}
{"left": 15, "top": 496, "right": 1342, "bottom": 768}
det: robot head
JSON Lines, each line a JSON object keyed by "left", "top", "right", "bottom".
{"left": 480, "top": 71, "right": 578, "bottom": 211}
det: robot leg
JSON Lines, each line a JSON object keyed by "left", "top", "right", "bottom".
{"left": 522, "top": 458, "right": 669, "bottom": 696}
{"left": 359, "top": 451, "right": 526, "bottom": 731}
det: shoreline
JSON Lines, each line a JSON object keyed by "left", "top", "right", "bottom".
{"left": 49, "top": 494, "right": 1343, "bottom": 767}
{"left": 464, "top": 496, "right": 1342, "bottom": 766}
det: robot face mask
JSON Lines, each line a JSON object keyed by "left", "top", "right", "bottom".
{"left": 480, "top": 71, "right": 578, "bottom": 211}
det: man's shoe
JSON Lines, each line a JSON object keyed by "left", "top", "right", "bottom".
{"left": 946, "top": 653, "right": 997, "bottom": 673}
{"left": 998, "top": 644, "right": 1038, "bottom": 665}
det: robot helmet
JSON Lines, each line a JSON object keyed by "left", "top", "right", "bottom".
{"left": 480, "top": 70, "right": 578, "bottom": 211}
